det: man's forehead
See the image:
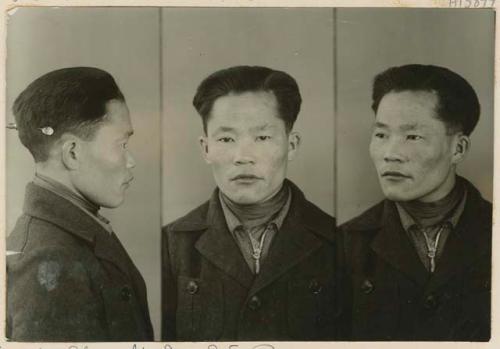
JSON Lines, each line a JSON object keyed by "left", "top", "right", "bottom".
{"left": 211, "top": 91, "right": 278, "bottom": 114}
{"left": 375, "top": 90, "right": 441, "bottom": 124}
{"left": 96, "top": 102, "right": 133, "bottom": 136}
{"left": 378, "top": 89, "right": 439, "bottom": 113}
{"left": 207, "top": 91, "right": 285, "bottom": 133}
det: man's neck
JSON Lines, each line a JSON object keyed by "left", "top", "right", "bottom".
{"left": 34, "top": 163, "right": 96, "bottom": 210}
{"left": 399, "top": 177, "right": 465, "bottom": 227}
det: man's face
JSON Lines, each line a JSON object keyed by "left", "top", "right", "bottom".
{"left": 369, "top": 90, "right": 462, "bottom": 203}
{"left": 200, "top": 91, "right": 299, "bottom": 205}
{"left": 73, "top": 100, "right": 135, "bottom": 208}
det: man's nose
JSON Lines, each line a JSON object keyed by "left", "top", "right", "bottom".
{"left": 383, "top": 138, "right": 406, "bottom": 163}
{"left": 126, "top": 150, "right": 136, "bottom": 169}
{"left": 233, "top": 140, "right": 255, "bottom": 165}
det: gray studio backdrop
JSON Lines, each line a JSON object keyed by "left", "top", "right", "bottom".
{"left": 161, "top": 8, "right": 336, "bottom": 225}
{"left": 336, "top": 8, "right": 494, "bottom": 224}
{"left": 6, "top": 8, "right": 162, "bottom": 338}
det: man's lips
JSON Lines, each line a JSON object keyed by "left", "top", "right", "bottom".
{"left": 123, "top": 177, "right": 134, "bottom": 186}
{"left": 231, "top": 174, "right": 263, "bottom": 181}
{"left": 381, "top": 171, "right": 411, "bottom": 179}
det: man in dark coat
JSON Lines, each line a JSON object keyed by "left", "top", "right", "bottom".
{"left": 7, "top": 67, "right": 154, "bottom": 341}
{"left": 340, "top": 64, "right": 491, "bottom": 341}
{"left": 162, "top": 66, "right": 339, "bottom": 341}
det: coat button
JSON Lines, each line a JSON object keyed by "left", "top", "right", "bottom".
{"left": 309, "top": 279, "right": 323, "bottom": 294}
{"left": 186, "top": 280, "right": 199, "bottom": 295}
{"left": 361, "top": 279, "right": 374, "bottom": 294}
{"left": 121, "top": 286, "right": 132, "bottom": 301}
{"left": 424, "top": 294, "right": 438, "bottom": 310}
{"left": 248, "top": 295, "right": 261, "bottom": 311}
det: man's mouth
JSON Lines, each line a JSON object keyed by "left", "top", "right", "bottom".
{"left": 381, "top": 171, "right": 411, "bottom": 179}
{"left": 231, "top": 174, "right": 263, "bottom": 182}
{"left": 123, "top": 177, "right": 134, "bottom": 186}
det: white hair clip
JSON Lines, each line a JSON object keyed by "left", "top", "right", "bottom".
{"left": 40, "top": 126, "right": 54, "bottom": 136}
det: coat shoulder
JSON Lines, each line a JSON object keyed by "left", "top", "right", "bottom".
{"left": 339, "top": 200, "right": 385, "bottom": 233}
{"left": 7, "top": 214, "right": 99, "bottom": 280}
{"left": 8, "top": 214, "right": 95, "bottom": 259}
{"left": 162, "top": 200, "right": 210, "bottom": 235}
{"left": 300, "top": 198, "right": 336, "bottom": 239}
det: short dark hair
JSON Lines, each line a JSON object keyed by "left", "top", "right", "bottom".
{"left": 13, "top": 67, "right": 125, "bottom": 162}
{"left": 192, "top": 66, "right": 302, "bottom": 134}
{"left": 371, "top": 64, "right": 480, "bottom": 136}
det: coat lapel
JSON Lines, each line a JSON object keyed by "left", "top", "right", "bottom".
{"left": 249, "top": 212, "right": 323, "bottom": 295}
{"left": 249, "top": 181, "right": 334, "bottom": 295}
{"left": 370, "top": 200, "right": 429, "bottom": 286}
{"left": 426, "top": 182, "right": 491, "bottom": 293}
{"left": 195, "top": 191, "right": 254, "bottom": 289}
{"left": 92, "top": 231, "right": 137, "bottom": 281}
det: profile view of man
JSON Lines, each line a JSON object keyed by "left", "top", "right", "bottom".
{"left": 162, "top": 66, "right": 339, "bottom": 341}
{"left": 7, "top": 67, "right": 154, "bottom": 341}
{"left": 340, "top": 64, "right": 491, "bottom": 341}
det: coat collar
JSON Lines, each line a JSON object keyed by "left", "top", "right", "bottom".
{"left": 23, "top": 182, "right": 134, "bottom": 280}
{"left": 351, "top": 177, "right": 491, "bottom": 289}
{"left": 426, "top": 179, "right": 491, "bottom": 292}
{"left": 370, "top": 200, "right": 430, "bottom": 286}
{"left": 179, "top": 179, "right": 335, "bottom": 290}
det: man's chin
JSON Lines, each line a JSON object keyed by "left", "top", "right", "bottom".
{"left": 95, "top": 195, "right": 125, "bottom": 209}
{"left": 222, "top": 190, "right": 260, "bottom": 205}
{"left": 381, "top": 188, "right": 415, "bottom": 202}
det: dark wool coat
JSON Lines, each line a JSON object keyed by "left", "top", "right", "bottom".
{"left": 339, "top": 178, "right": 491, "bottom": 341}
{"left": 7, "top": 183, "right": 154, "bottom": 341}
{"left": 162, "top": 180, "right": 341, "bottom": 341}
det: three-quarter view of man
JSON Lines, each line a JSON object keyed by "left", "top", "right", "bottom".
{"left": 340, "top": 64, "right": 491, "bottom": 341}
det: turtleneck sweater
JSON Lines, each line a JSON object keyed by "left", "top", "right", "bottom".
{"left": 399, "top": 178, "right": 465, "bottom": 228}
{"left": 219, "top": 182, "right": 292, "bottom": 274}
{"left": 396, "top": 177, "right": 467, "bottom": 272}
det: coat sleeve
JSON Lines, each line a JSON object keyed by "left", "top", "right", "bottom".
{"left": 7, "top": 246, "right": 109, "bottom": 341}
{"left": 161, "top": 226, "right": 177, "bottom": 341}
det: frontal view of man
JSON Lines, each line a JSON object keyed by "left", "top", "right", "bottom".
{"left": 162, "top": 66, "right": 338, "bottom": 341}
{"left": 7, "top": 67, "right": 153, "bottom": 341}
{"left": 341, "top": 64, "right": 491, "bottom": 340}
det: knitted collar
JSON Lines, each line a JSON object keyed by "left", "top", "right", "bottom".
{"left": 219, "top": 181, "right": 289, "bottom": 229}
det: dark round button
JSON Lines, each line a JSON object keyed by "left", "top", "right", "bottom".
{"left": 309, "top": 279, "right": 323, "bottom": 294}
{"left": 424, "top": 294, "right": 438, "bottom": 310}
{"left": 186, "top": 280, "right": 199, "bottom": 295}
{"left": 248, "top": 295, "right": 261, "bottom": 311}
{"left": 121, "top": 286, "right": 132, "bottom": 301}
{"left": 361, "top": 279, "right": 374, "bottom": 294}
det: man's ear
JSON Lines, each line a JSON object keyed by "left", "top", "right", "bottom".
{"left": 452, "top": 133, "right": 470, "bottom": 165}
{"left": 199, "top": 135, "right": 211, "bottom": 164}
{"left": 60, "top": 134, "right": 82, "bottom": 170}
{"left": 287, "top": 131, "right": 301, "bottom": 161}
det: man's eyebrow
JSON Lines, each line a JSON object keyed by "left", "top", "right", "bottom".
{"left": 211, "top": 126, "right": 236, "bottom": 136}
{"left": 399, "top": 123, "right": 421, "bottom": 132}
{"left": 251, "top": 123, "right": 275, "bottom": 131}
{"left": 374, "top": 122, "right": 388, "bottom": 129}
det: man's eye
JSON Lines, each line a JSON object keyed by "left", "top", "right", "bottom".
{"left": 374, "top": 132, "right": 387, "bottom": 139}
{"left": 407, "top": 135, "right": 423, "bottom": 141}
{"left": 256, "top": 135, "right": 271, "bottom": 141}
{"left": 217, "top": 137, "right": 234, "bottom": 143}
